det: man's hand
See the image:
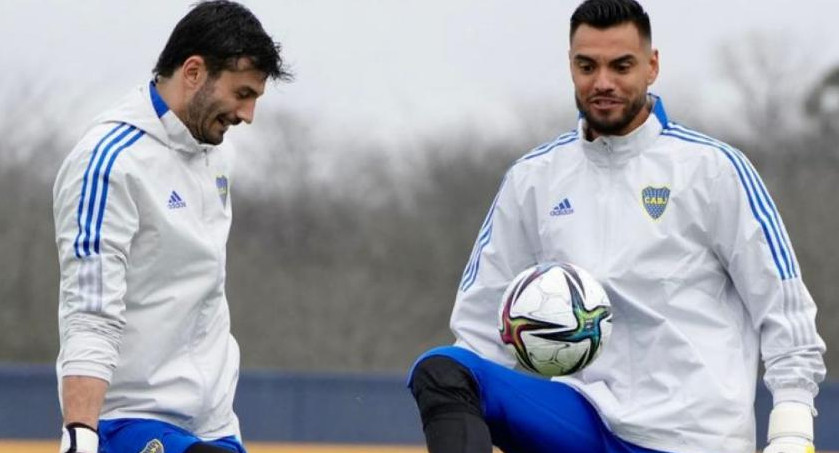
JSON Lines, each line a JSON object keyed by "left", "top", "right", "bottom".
{"left": 59, "top": 423, "right": 98, "bottom": 453}
{"left": 763, "top": 401, "right": 815, "bottom": 453}
{"left": 60, "top": 376, "right": 107, "bottom": 453}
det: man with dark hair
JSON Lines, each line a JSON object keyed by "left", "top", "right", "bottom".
{"left": 407, "top": 0, "right": 825, "bottom": 452}
{"left": 53, "top": 2, "right": 289, "bottom": 452}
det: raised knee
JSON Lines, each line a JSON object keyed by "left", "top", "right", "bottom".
{"left": 409, "top": 355, "right": 482, "bottom": 420}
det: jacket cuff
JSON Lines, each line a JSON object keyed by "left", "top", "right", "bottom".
{"left": 59, "top": 361, "right": 114, "bottom": 383}
{"left": 772, "top": 387, "right": 815, "bottom": 412}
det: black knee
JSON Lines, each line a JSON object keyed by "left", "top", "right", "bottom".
{"left": 185, "top": 442, "right": 237, "bottom": 453}
{"left": 409, "top": 355, "right": 483, "bottom": 422}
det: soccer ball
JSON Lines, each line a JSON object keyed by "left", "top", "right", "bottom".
{"left": 498, "top": 262, "right": 612, "bottom": 376}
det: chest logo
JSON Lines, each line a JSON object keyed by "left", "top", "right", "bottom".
{"left": 216, "top": 175, "right": 229, "bottom": 207}
{"left": 549, "top": 198, "right": 574, "bottom": 216}
{"left": 641, "top": 186, "right": 670, "bottom": 220}
{"left": 167, "top": 191, "right": 186, "bottom": 209}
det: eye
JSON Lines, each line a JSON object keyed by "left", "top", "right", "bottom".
{"left": 578, "top": 62, "right": 594, "bottom": 74}
{"left": 614, "top": 61, "right": 634, "bottom": 74}
{"left": 235, "top": 88, "right": 257, "bottom": 100}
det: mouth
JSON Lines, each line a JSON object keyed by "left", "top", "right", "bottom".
{"left": 589, "top": 97, "right": 624, "bottom": 110}
{"left": 216, "top": 116, "right": 232, "bottom": 134}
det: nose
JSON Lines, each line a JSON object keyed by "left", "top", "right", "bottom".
{"left": 237, "top": 100, "right": 256, "bottom": 124}
{"left": 592, "top": 68, "right": 615, "bottom": 93}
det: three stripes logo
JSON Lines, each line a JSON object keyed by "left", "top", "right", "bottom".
{"left": 167, "top": 191, "right": 186, "bottom": 209}
{"left": 550, "top": 198, "right": 574, "bottom": 216}
{"left": 73, "top": 122, "right": 145, "bottom": 259}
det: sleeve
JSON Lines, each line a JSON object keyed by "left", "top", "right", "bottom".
{"left": 711, "top": 150, "right": 826, "bottom": 408}
{"left": 450, "top": 167, "right": 539, "bottom": 366}
{"left": 53, "top": 126, "right": 140, "bottom": 383}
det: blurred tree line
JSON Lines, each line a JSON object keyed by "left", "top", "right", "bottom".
{"left": 1, "top": 60, "right": 837, "bottom": 379}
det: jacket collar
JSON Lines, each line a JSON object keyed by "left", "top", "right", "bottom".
{"left": 579, "top": 94, "right": 668, "bottom": 166}
{"left": 94, "top": 82, "right": 212, "bottom": 155}
{"left": 149, "top": 82, "right": 212, "bottom": 155}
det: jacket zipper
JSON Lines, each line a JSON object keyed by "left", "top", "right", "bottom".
{"left": 601, "top": 141, "right": 613, "bottom": 267}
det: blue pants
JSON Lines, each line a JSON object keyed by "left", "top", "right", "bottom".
{"left": 98, "top": 418, "right": 246, "bottom": 453}
{"left": 410, "top": 346, "right": 667, "bottom": 453}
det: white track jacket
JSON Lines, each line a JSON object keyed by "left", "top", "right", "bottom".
{"left": 452, "top": 98, "right": 826, "bottom": 453}
{"left": 54, "top": 83, "right": 240, "bottom": 439}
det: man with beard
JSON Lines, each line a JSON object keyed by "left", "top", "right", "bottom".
{"left": 406, "top": 1, "right": 825, "bottom": 452}
{"left": 52, "top": 2, "right": 290, "bottom": 452}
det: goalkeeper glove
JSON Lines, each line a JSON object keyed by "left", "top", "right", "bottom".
{"left": 60, "top": 423, "right": 98, "bottom": 453}
{"left": 763, "top": 401, "right": 815, "bottom": 453}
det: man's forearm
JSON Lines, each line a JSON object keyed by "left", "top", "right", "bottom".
{"left": 61, "top": 376, "right": 108, "bottom": 428}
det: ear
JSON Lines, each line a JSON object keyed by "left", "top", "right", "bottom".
{"left": 647, "top": 48, "right": 660, "bottom": 86}
{"left": 181, "top": 55, "right": 208, "bottom": 90}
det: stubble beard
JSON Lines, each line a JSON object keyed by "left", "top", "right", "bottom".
{"left": 576, "top": 92, "right": 648, "bottom": 137}
{"left": 185, "top": 79, "right": 222, "bottom": 145}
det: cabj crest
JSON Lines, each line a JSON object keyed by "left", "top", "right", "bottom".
{"left": 216, "top": 175, "right": 229, "bottom": 207}
{"left": 642, "top": 186, "right": 670, "bottom": 220}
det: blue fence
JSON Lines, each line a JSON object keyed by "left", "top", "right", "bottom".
{"left": 1, "top": 364, "right": 837, "bottom": 447}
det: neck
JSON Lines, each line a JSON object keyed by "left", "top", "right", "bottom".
{"left": 154, "top": 77, "right": 188, "bottom": 124}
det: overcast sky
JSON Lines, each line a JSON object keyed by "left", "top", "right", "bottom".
{"left": 2, "top": 0, "right": 838, "bottom": 144}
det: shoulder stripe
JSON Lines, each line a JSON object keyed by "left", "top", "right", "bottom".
{"left": 517, "top": 130, "right": 578, "bottom": 163}
{"left": 460, "top": 131, "right": 579, "bottom": 292}
{"left": 460, "top": 175, "right": 506, "bottom": 292}
{"left": 666, "top": 124, "right": 796, "bottom": 278}
{"left": 80, "top": 125, "right": 137, "bottom": 257}
{"left": 93, "top": 129, "right": 145, "bottom": 254}
{"left": 746, "top": 157, "right": 798, "bottom": 277}
{"left": 73, "top": 123, "right": 128, "bottom": 258}
{"left": 663, "top": 125, "right": 793, "bottom": 279}
{"left": 662, "top": 124, "right": 796, "bottom": 280}
{"left": 73, "top": 124, "right": 144, "bottom": 258}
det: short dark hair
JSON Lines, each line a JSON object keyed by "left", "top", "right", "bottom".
{"left": 153, "top": 0, "right": 291, "bottom": 81}
{"left": 570, "top": 0, "right": 651, "bottom": 43}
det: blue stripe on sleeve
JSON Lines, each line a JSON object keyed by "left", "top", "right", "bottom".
{"left": 460, "top": 183, "right": 504, "bottom": 292}
{"left": 80, "top": 125, "right": 137, "bottom": 256}
{"left": 742, "top": 157, "right": 798, "bottom": 277}
{"left": 93, "top": 129, "right": 145, "bottom": 254}
{"left": 667, "top": 124, "right": 795, "bottom": 278}
{"left": 733, "top": 149, "right": 795, "bottom": 278}
{"left": 74, "top": 123, "right": 128, "bottom": 258}
{"left": 662, "top": 125, "right": 793, "bottom": 280}
{"left": 460, "top": 132, "right": 579, "bottom": 292}
{"left": 518, "top": 131, "right": 578, "bottom": 162}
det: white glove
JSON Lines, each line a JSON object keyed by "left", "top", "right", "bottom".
{"left": 763, "top": 401, "right": 815, "bottom": 453}
{"left": 763, "top": 437, "right": 814, "bottom": 453}
{"left": 60, "top": 423, "right": 99, "bottom": 453}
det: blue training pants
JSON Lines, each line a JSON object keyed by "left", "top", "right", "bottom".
{"left": 410, "top": 346, "right": 668, "bottom": 453}
{"left": 98, "top": 418, "right": 246, "bottom": 453}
